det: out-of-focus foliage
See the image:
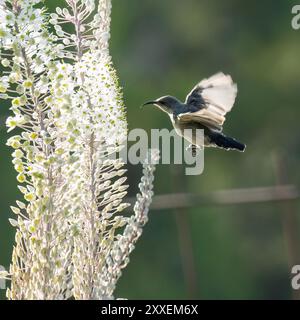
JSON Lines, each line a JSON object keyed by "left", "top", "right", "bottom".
{"left": 1, "top": 0, "right": 300, "bottom": 299}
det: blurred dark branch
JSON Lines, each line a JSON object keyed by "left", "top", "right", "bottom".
{"left": 272, "top": 154, "right": 300, "bottom": 300}
{"left": 126, "top": 185, "right": 299, "bottom": 210}
{"left": 171, "top": 166, "right": 198, "bottom": 299}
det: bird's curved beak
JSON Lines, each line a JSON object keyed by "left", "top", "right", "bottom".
{"left": 142, "top": 100, "right": 157, "bottom": 107}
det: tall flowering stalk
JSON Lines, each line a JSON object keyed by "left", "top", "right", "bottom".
{"left": 0, "top": 0, "right": 77, "bottom": 299}
{"left": 0, "top": 0, "right": 159, "bottom": 300}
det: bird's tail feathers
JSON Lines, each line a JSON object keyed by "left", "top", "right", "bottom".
{"left": 210, "top": 132, "right": 246, "bottom": 152}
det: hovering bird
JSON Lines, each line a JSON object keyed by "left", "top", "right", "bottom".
{"left": 143, "top": 72, "right": 246, "bottom": 155}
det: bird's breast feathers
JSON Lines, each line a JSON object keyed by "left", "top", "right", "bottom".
{"left": 171, "top": 114, "right": 210, "bottom": 147}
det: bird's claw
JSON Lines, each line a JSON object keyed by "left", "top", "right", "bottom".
{"left": 186, "top": 144, "right": 202, "bottom": 157}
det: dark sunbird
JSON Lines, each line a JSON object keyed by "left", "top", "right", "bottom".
{"left": 143, "top": 72, "right": 246, "bottom": 155}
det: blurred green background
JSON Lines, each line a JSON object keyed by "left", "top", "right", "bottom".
{"left": 1, "top": 0, "right": 300, "bottom": 299}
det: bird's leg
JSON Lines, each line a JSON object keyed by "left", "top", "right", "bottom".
{"left": 191, "top": 145, "right": 197, "bottom": 157}
{"left": 186, "top": 144, "right": 200, "bottom": 157}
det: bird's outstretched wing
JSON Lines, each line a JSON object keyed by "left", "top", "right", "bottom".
{"left": 178, "top": 72, "right": 237, "bottom": 131}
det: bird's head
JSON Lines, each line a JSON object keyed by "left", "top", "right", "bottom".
{"left": 142, "top": 96, "right": 181, "bottom": 114}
